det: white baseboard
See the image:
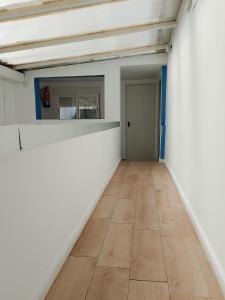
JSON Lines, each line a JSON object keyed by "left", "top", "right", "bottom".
{"left": 159, "top": 158, "right": 165, "bottom": 163}
{"left": 165, "top": 161, "right": 225, "bottom": 297}
{"left": 31, "top": 158, "right": 121, "bottom": 300}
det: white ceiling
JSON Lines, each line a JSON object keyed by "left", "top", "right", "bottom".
{"left": 0, "top": 0, "right": 40, "bottom": 9}
{"left": 0, "top": 0, "right": 179, "bottom": 44}
{"left": 121, "top": 64, "right": 161, "bottom": 80}
{"left": 0, "top": 0, "right": 182, "bottom": 70}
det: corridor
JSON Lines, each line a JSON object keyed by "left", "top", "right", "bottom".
{"left": 45, "top": 161, "right": 224, "bottom": 300}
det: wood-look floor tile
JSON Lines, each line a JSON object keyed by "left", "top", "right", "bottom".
{"left": 140, "top": 162, "right": 153, "bottom": 176}
{"left": 137, "top": 185, "right": 156, "bottom": 201}
{"left": 104, "top": 181, "right": 121, "bottom": 196}
{"left": 98, "top": 223, "right": 133, "bottom": 268}
{"left": 152, "top": 168, "right": 172, "bottom": 190}
{"left": 158, "top": 205, "right": 194, "bottom": 237}
{"left": 130, "top": 230, "right": 167, "bottom": 281}
{"left": 71, "top": 218, "right": 109, "bottom": 258}
{"left": 118, "top": 161, "right": 129, "bottom": 172}
{"left": 163, "top": 237, "right": 209, "bottom": 298}
{"left": 119, "top": 183, "right": 138, "bottom": 200}
{"left": 128, "top": 161, "right": 142, "bottom": 175}
{"left": 128, "top": 281, "right": 169, "bottom": 300}
{"left": 112, "top": 197, "right": 135, "bottom": 224}
{"left": 45, "top": 257, "right": 96, "bottom": 300}
{"left": 170, "top": 296, "right": 212, "bottom": 300}
{"left": 190, "top": 238, "right": 225, "bottom": 300}
{"left": 123, "top": 174, "right": 140, "bottom": 184}
{"left": 156, "top": 189, "right": 182, "bottom": 208}
{"left": 92, "top": 195, "right": 117, "bottom": 218}
{"left": 135, "top": 188, "right": 159, "bottom": 230}
{"left": 111, "top": 170, "right": 127, "bottom": 184}
{"left": 45, "top": 162, "right": 224, "bottom": 300}
{"left": 139, "top": 174, "right": 154, "bottom": 188}
{"left": 85, "top": 267, "right": 129, "bottom": 300}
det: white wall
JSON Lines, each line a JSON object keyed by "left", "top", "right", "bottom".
{"left": 0, "top": 126, "right": 120, "bottom": 300}
{"left": 165, "top": 0, "right": 225, "bottom": 294}
{"left": 0, "top": 79, "right": 17, "bottom": 125}
{"left": 0, "top": 65, "right": 24, "bottom": 83}
{"left": 0, "top": 80, "right": 5, "bottom": 125}
{"left": 0, "top": 125, "right": 20, "bottom": 155}
{"left": 0, "top": 65, "right": 24, "bottom": 125}
{"left": 14, "top": 54, "right": 167, "bottom": 124}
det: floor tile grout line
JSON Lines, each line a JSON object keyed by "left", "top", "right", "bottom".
{"left": 129, "top": 179, "right": 140, "bottom": 285}
{"left": 127, "top": 221, "right": 135, "bottom": 300}
{"left": 82, "top": 224, "right": 110, "bottom": 300}
{"left": 89, "top": 264, "right": 130, "bottom": 270}
{"left": 128, "top": 278, "right": 169, "bottom": 283}
{"left": 94, "top": 163, "right": 133, "bottom": 292}
{"left": 124, "top": 167, "right": 139, "bottom": 300}
{"left": 133, "top": 227, "right": 161, "bottom": 231}
{"left": 154, "top": 168, "right": 173, "bottom": 297}
{"left": 94, "top": 163, "right": 131, "bottom": 267}
{"left": 83, "top": 165, "right": 123, "bottom": 300}
{"left": 83, "top": 260, "right": 97, "bottom": 300}
{"left": 155, "top": 187, "right": 170, "bottom": 287}
{"left": 95, "top": 200, "right": 118, "bottom": 266}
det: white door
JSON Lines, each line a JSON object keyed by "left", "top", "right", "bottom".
{"left": 126, "top": 84, "right": 157, "bottom": 160}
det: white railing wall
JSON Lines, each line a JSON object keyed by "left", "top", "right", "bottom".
{"left": 0, "top": 122, "right": 120, "bottom": 300}
{"left": 0, "top": 125, "right": 20, "bottom": 155}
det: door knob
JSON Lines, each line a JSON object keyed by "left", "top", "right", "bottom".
{"left": 127, "top": 121, "right": 131, "bottom": 127}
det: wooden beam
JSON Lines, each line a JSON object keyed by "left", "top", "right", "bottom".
{"left": 13, "top": 44, "right": 168, "bottom": 70}
{"left": 0, "top": 21, "right": 176, "bottom": 54}
{"left": 0, "top": 0, "right": 125, "bottom": 23}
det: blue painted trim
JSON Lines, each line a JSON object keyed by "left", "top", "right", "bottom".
{"left": 34, "top": 78, "right": 42, "bottom": 120}
{"left": 160, "top": 65, "right": 167, "bottom": 159}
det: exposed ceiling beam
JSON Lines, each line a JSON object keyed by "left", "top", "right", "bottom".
{"left": 0, "top": 0, "right": 125, "bottom": 23}
{"left": 13, "top": 43, "right": 168, "bottom": 70}
{"left": 0, "top": 21, "right": 176, "bottom": 54}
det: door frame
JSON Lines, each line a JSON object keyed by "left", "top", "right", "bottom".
{"left": 123, "top": 79, "right": 160, "bottom": 160}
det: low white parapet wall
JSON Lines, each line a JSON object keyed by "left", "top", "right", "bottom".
{"left": 0, "top": 123, "right": 121, "bottom": 300}
{"left": 0, "top": 125, "right": 20, "bottom": 155}
{"left": 19, "top": 121, "right": 119, "bottom": 150}
{"left": 0, "top": 121, "right": 119, "bottom": 153}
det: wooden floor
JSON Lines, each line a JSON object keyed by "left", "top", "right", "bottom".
{"left": 45, "top": 161, "right": 224, "bottom": 300}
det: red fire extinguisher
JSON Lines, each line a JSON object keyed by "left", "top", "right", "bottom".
{"left": 41, "top": 86, "right": 51, "bottom": 107}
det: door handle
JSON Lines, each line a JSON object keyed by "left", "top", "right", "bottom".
{"left": 127, "top": 121, "right": 131, "bottom": 127}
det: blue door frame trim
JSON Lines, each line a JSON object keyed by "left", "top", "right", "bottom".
{"left": 34, "top": 78, "right": 42, "bottom": 120}
{"left": 160, "top": 65, "right": 167, "bottom": 159}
